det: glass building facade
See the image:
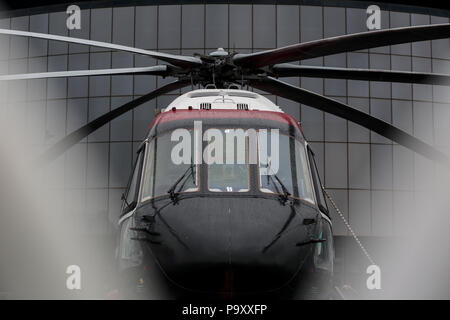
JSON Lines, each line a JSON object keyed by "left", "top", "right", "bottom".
{"left": 0, "top": 2, "right": 449, "bottom": 240}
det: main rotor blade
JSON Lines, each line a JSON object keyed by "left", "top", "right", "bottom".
{"left": 0, "top": 28, "right": 202, "bottom": 69}
{"left": 234, "top": 23, "right": 450, "bottom": 68}
{"left": 37, "top": 79, "right": 190, "bottom": 166}
{"left": 0, "top": 65, "right": 172, "bottom": 80}
{"left": 248, "top": 77, "right": 450, "bottom": 165}
{"left": 271, "top": 64, "right": 450, "bottom": 85}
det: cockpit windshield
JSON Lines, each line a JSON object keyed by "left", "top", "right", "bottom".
{"left": 139, "top": 127, "right": 315, "bottom": 205}
{"left": 258, "top": 131, "right": 315, "bottom": 203}
{"left": 141, "top": 132, "right": 199, "bottom": 202}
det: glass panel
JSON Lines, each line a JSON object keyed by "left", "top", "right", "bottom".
{"left": 229, "top": 5, "right": 251, "bottom": 49}
{"left": 10, "top": 17, "right": 28, "bottom": 59}
{"left": 315, "top": 220, "right": 333, "bottom": 271}
{"left": 205, "top": 5, "right": 228, "bottom": 49}
{"left": 259, "top": 132, "right": 289, "bottom": 193}
{"left": 308, "top": 148, "right": 328, "bottom": 213}
{"left": 372, "top": 190, "right": 393, "bottom": 236}
{"left": 392, "top": 100, "right": 412, "bottom": 134}
{"left": 134, "top": 56, "right": 157, "bottom": 95}
{"left": 49, "top": 12, "right": 68, "bottom": 55}
{"left": 87, "top": 142, "right": 109, "bottom": 188}
{"left": 348, "top": 97, "right": 370, "bottom": 143}
{"left": 119, "top": 217, "right": 143, "bottom": 270}
{"left": 390, "top": 12, "right": 411, "bottom": 55}
{"left": 253, "top": 5, "right": 275, "bottom": 48}
{"left": 207, "top": 129, "right": 249, "bottom": 193}
{"left": 69, "top": 10, "right": 90, "bottom": 54}
{"left": 142, "top": 131, "right": 199, "bottom": 200}
{"left": 324, "top": 7, "right": 345, "bottom": 37}
{"left": 67, "top": 98, "right": 87, "bottom": 133}
{"left": 325, "top": 142, "right": 347, "bottom": 188}
{"left": 277, "top": 5, "right": 299, "bottom": 47}
{"left": 90, "top": 8, "right": 112, "bottom": 52}
{"left": 326, "top": 189, "right": 348, "bottom": 236}
{"left": 301, "top": 105, "right": 324, "bottom": 140}
{"left": 68, "top": 54, "right": 89, "bottom": 98}
{"left": 393, "top": 145, "right": 413, "bottom": 191}
{"left": 411, "top": 14, "right": 431, "bottom": 58}
{"left": 111, "top": 52, "right": 133, "bottom": 96}
{"left": 371, "top": 144, "right": 393, "bottom": 190}
{"left": 0, "top": 18, "right": 10, "bottom": 60}
{"left": 113, "top": 7, "right": 134, "bottom": 46}
{"left": 413, "top": 102, "right": 433, "bottom": 144}
{"left": 88, "top": 97, "right": 110, "bottom": 142}
{"left": 27, "top": 61, "right": 46, "bottom": 100}
{"left": 46, "top": 99, "right": 66, "bottom": 143}
{"left": 142, "top": 141, "right": 156, "bottom": 198}
{"left": 29, "top": 14, "right": 48, "bottom": 57}
{"left": 111, "top": 96, "right": 133, "bottom": 141}
{"left": 109, "top": 142, "right": 132, "bottom": 188}
{"left": 133, "top": 100, "right": 156, "bottom": 141}
{"left": 109, "top": 189, "right": 124, "bottom": 226}
{"left": 259, "top": 132, "right": 314, "bottom": 203}
{"left": 348, "top": 143, "right": 370, "bottom": 189}
{"left": 158, "top": 5, "right": 181, "bottom": 49}
{"left": 370, "top": 98, "right": 392, "bottom": 143}
{"left": 123, "top": 150, "right": 144, "bottom": 212}
{"left": 182, "top": 5, "right": 204, "bottom": 48}
{"left": 90, "top": 52, "right": 111, "bottom": 96}
{"left": 86, "top": 189, "right": 107, "bottom": 222}
{"left": 295, "top": 141, "right": 315, "bottom": 203}
{"left": 135, "top": 6, "right": 157, "bottom": 49}
{"left": 349, "top": 190, "right": 371, "bottom": 235}
{"left": 65, "top": 143, "right": 87, "bottom": 189}
{"left": 346, "top": 8, "right": 366, "bottom": 34}
{"left": 300, "top": 5, "right": 323, "bottom": 42}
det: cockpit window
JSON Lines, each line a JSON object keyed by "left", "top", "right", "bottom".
{"left": 141, "top": 131, "right": 199, "bottom": 201}
{"left": 207, "top": 129, "right": 250, "bottom": 192}
{"left": 139, "top": 126, "right": 314, "bottom": 202}
{"left": 122, "top": 150, "right": 144, "bottom": 213}
{"left": 258, "top": 131, "right": 315, "bottom": 204}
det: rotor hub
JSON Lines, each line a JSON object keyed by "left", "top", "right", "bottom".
{"left": 209, "top": 47, "right": 229, "bottom": 57}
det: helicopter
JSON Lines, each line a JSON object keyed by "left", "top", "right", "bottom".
{"left": 1, "top": 22, "right": 450, "bottom": 299}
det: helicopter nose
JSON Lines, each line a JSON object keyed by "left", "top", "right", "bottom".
{"left": 147, "top": 198, "right": 317, "bottom": 293}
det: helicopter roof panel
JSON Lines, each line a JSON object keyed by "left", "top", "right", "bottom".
{"left": 148, "top": 109, "right": 304, "bottom": 139}
{"left": 164, "top": 89, "right": 283, "bottom": 113}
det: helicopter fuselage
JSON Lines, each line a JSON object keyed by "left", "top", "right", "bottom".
{"left": 116, "top": 90, "right": 334, "bottom": 299}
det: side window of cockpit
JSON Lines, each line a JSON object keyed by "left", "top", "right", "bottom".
{"left": 307, "top": 147, "right": 329, "bottom": 215}
{"left": 315, "top": 219, "right": 333, "bottom": 272}
{"left": 122, "top": 149, "right": 144, "bottom": 215}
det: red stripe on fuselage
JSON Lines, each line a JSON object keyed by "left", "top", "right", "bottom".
{"left": 148, "top": 109, "right": 303, "bottom": 133}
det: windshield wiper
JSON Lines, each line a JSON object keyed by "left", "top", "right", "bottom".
{"left": 121, "top": 193, "right": 137, "bottom": 211}
{"left": 273, "top": 174, "right": 291, "bottom": 198}
{"left": 269, "top": 173, "right": 291, "bottom": 204}
{"left": 265, "top": 161, "right": 291, "bottom": 204}
{"left": 167, "top": 163, "right": 195, "bottom": 204}
{"left": 121, "top": 193, "right": 130, "bottom": 207}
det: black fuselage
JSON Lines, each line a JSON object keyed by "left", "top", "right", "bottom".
{"left": 116, "top": 110, "right": 334, "bottom": 299}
